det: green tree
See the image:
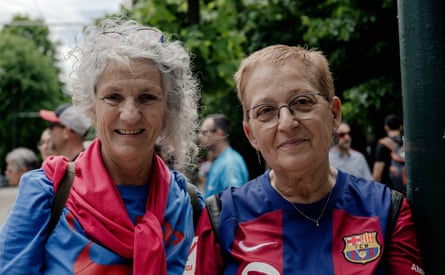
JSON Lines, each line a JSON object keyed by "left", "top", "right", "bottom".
{"left": 123, "top": 0, "right": 251, "bottom": 171}
{"left": 2, "top": 15, "right": 60, "bottom": 61}
{"left": 0, "top": 17, "right": 67, "bottom": 168}
{"left": 116, "top": 0, "right": 402, "bottom": 176}
{"left": 301, "top": 0, "right": 401, "bottom": 139}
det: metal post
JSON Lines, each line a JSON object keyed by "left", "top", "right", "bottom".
{"left": 397, "top": 0, "right": 445, "bottom": 273}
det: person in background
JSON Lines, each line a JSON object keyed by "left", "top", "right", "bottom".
{"left": 329, "top": 122, "right": 372, "bottom": 180}
{"left": 4, "top": 147, "right": 40, "bottom": 186}
{"left": 372, "top": 114, "right": 403, "bottom": 188}
{"left": 0, "top": 18, "right": 202, "bottom": 274}
{"left": 37, "top": 128, "right": 56, "bottom": 161}
{"left": 196, "top": 150, "right": 215, "bottom": 193}
{"left": 40, "top": 103, "right": 92, "bottom": 161}
{"left": 199, "top": 114, "right": 249, "bottom": 198}
{"left": 190, "top": 45, "right": 424, "bottom": 274}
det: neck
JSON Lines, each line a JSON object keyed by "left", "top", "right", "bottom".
{"left": 104, "top": 154, "right": 153, "bottom": 186}
{"left": 387, "top": 130, "right": 401, "bottom": 137}
{"left": 60, "top": 144, "right": 85, "bottom": 161}
{"left": 211, "top": 142, "right": 229, "bottom": 158}
{"left": 337, "top": 145, "right": 349, "bottom": 156}
{"left": 270, "top": 166, "right": 337, "bottom": 203}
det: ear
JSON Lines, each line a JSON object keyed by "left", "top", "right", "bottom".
{"left": 243, "top": 121, "right": 259, "bottom": 150}
{"left": 331, "top": 96, "right": 342, "bottom": 132}
{"left": 63, "top": 127, "right": 72, "bottom": 139}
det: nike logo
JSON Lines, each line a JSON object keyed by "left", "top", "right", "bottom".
{"left": 239, "top": 240, "right": 276, "bottom": 252}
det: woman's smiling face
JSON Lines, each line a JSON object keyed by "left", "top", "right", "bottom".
{"left": 242, "top": 59, "right": 341, "bottom": 173}
{"left": 93, "top": 58, "right": 165, "bottom": 164}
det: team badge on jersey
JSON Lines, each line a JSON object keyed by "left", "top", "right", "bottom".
{"left": 342, "top": 231, "right": 381, "bottom": 264}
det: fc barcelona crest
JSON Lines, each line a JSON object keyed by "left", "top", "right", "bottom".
{"left": 342, "top": 231, "right": 381, "bottom": 264}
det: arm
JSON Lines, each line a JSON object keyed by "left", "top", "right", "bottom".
{"left": 373, "top": 142, "right": 390, "bottom": 182}
{"left": 385, "top": 198, "right": 425, "bottom": 274}
{"left": 0, "top": 170, "right": 53, "bottom": 274}
{"left": 164, "top": 173, "right": 204, "bottom": 275}
{"left": 372, "top": 161, "right": 385, "bottom": 182}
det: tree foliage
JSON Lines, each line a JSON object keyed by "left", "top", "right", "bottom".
{"left": 0, "top": 16, "right": 67, "bottom": 167}
{"left": 114, "top": 0, "right": 402, "bottom": 176}
{"left": 0, "top": 1, "right": 402, "bottom": 177}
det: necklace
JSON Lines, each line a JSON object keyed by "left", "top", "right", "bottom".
{"left": 287, "top": 188, "right": 333, "bottom": 227}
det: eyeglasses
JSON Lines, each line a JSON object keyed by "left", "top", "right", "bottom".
{"left": 337, "top": 131, "right": 350, "bottom": 138}
{"left": 246, "top": 92, "right": 324, "bottom": 129}
{"left": 199, "top": 129, "right": 217, "bottom": 136}
{"left": 49, "top": 123, "right": 65, "bottom": 130}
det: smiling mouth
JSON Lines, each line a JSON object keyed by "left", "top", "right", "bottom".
{"left": 116, "top": 129, "right": 144, "bottom": 135}
{"left": 279, "top": 138, "right": 307, "bottom": 148}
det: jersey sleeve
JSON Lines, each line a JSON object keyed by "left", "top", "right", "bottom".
{"left": 163, "top": 171, "right": 203, "bottom": 275}
{"left": 385, "top": 198, "right": 425, "bottom": 274}
{"left": 0, "top": 169, "right": 54, "bottom": 274}
{"left": 188, "top": 207, "right": 225, "bottom": 275}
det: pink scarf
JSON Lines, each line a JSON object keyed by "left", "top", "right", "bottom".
{"left": 43, "top": 139, "right": 169, "bottom": 274}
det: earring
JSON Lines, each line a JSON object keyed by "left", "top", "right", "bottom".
{"left": 256, "top": 150, "right": 262, "bottom": 165}
{"left": 333, "top": 133, "right": 339, "bottom": 145}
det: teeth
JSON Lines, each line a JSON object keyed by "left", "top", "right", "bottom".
{"left": 118, "top": 129, "right": 142, "bottom": 135}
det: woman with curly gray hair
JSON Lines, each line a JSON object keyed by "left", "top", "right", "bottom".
{"left": 0, "top": 18, "right": 202, "bottom": 274}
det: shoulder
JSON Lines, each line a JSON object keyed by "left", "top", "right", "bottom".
{"left": 0, "top": 169, "right": 55, "bottom": 245}
{"left": 20, "top": 168, "right": 55, "bottom": 198}
{"left": 349, "top": 149, "right": 367, "bottom": 160}
{"left": 218, "top": 173, "right": 270, "bottom": 214}
{"left": 168, "top": 170, "right": 204, "bottom": 207}
{"left": 170, "top": 170, "right": 188, "bottom": 191}
{"left": 222, "top": 147, "right": 245, "bottom": 162}
{"left": 335, "top": 171, "right": 392, "bottom": 210}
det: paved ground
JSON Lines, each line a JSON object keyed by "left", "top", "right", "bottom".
{"left": 0, "top": 187, "right": 19, "bottom": 225}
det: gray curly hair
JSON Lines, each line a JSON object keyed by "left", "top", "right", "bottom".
{"left": 68, "top": 18, "right": 200, "bottom": 171}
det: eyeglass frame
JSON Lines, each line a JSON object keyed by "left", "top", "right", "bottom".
{"left": 199, "top": 129, "right": 217, "bottom": 136}
{"left": 245, "top": 92, "right": 327, "bottom": 127}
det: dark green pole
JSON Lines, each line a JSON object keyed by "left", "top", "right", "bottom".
{"left": 397, "top": 0, "right": 445, "bottom": 273}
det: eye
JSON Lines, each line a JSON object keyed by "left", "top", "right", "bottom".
{"left": 138, "top": 93, "right": 159, "bottom": 105}
{"left": 100, "top": 93, "right": 123, "bottom": 106}
{"left": 289, "top": 94, "right": 317, "bottom": 111}
{"left": 253, "top": 104, "right": 277, "bottom": 120}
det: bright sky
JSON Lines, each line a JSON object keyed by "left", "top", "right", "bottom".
{"left": 1, "top": 0, "right": 127, "bottom": 84}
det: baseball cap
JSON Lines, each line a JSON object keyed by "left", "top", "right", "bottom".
{"left": 40, "top": 104, "right": 92, "bottom": 136}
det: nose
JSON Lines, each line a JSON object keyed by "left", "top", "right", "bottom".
{"left": 120, "top": 98, "right": 141, "bottom": 123}
{"left": 277, "top": 105, "right": 297, "bottom": 129}
{"left": 276, "top": 104, "right": 294, "bottom": 119}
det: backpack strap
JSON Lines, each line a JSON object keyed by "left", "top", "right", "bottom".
{"left": 205, "top": 194, "right": 222, "bottom": 241}
{"left": 385, "top": 188, "right": 404, "bottom": 247}
{"left": 46, "top": 161, "right": 75, "bottom": 240}
{"left": 187, "top": 183, "right": 202, "bottom": 229}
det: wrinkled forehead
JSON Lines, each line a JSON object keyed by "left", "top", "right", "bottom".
{"left": 337, "top": 123, "right": 351, "bottom": 133}
{"left": 242, "top": 60, "right": 320, "bottom": 102}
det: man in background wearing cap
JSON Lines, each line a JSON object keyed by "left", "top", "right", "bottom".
{"left": 40, "top": 104, "right": 92, "bottom": 161}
